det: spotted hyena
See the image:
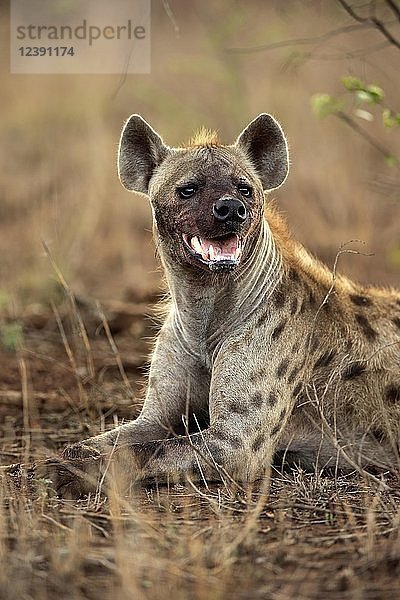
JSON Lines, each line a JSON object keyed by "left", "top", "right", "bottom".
{"left": 6, "top": 113, "right": 400, "bottom": 496}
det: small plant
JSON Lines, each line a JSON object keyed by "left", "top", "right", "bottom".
{"left": 312, "top": 76, "right": 399, "bottom": 167}
{"left": 0, "top": 321, "right": 23, "bottom": 352}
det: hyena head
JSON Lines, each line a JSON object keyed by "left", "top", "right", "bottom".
{"left": 118, "top": 114, "right": 289, "bottom": 274}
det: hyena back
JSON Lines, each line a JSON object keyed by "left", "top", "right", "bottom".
{"left": 10, "top": 114, "right": 400, "bottom": 495}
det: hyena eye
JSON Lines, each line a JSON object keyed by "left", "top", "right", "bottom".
{"left": 177, "top": 185, "right": 198, "bottom": 199}
{"left": 238, "top": 184, "right": 252, "bottom": 198}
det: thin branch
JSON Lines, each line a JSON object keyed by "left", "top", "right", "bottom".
{"left": 386, "top": 0, "right": 400, "bottom": 22}
{"left": 338, "top": 0, "right": 400, "bottom": 49}
{"left": 226, "top": 23, "right": 371, "bottom": 54}
{"left": 42, "top": 240, "right": 95, "bottom": 380}
{"left": 336, "top": 110, "right": 399, "bottom": 165}
{"left": 298, "top": 40, "right": 389, "bottom": 61}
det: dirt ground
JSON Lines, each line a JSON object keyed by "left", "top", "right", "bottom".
{"left": 1, "top": 300, "right": 399, "bottom": 600}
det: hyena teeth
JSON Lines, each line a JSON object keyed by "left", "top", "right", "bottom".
{"left": 191, "top": 236, "right": 203, "bottom": 256}
{"left": 209, "top": 244, "right": 216, "bottom": 261}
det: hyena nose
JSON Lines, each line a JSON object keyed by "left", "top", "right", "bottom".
{"left": 213, "top": 197, "right": 247, "bottom": 224}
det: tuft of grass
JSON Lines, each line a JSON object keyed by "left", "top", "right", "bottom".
{"left": 0, "top": 321, "right": 23, "bottom": 352}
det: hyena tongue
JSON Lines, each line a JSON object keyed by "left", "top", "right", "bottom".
{"left": 197, "top": 234, "right": 241, "bottom": 262}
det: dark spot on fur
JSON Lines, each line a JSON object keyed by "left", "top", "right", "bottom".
{"left": 393, "top": 317, "right": 400, "bottom": 330}
{"left": 297, "top": 356, "right": 307, "bottom": 372}
{"left": 345, "top": 339, "right": 353, "bottom": 352}
{"left": 276, "top": 358, "right": 289, "bottom": 379}
{"left": 355, "top": 313, "right": 378, "bottom": 341}
{"left": 308, "top": 289, "right": 317, "bottom": 307}
{"left": 293, "top": 382, "right": 303, "bottom": 398}
{"left": 271, "top": 320, "right": 287, "bottom": 341}
{"left": 314, "top": 349, "right": 336, "bottom": 370}
{"left": 290, "top": 297, "right": 298, "bottom": 316}
{"left": 251, "top": 391, "right": 263, "bottom": 408}
{"left": 189, "top": 460, "right": 202, "bottom": 477}
{"left": 256, "top": 311, "right": 270, "bottom": 327}
{"left": 250, "top": 368, "right": 266, "bottom": 383}
{"left": 342, "top": 362, "right": 366, "bottom": 380}
{"left": 229, "top": 403, "right": 249, "bottom": 416}
{"left": 252, "top": 434, "right": 265, "bottom": 452}
{"left": 321, "top": 299, "right": 333, "bottom": 313}
{"left": 216, "top": 431, "right": 242, "bottom": 449}
{"left": 289, "top": 269, "right": 300, "bottom": 283}
{"left": 386, "top": 385, "right": 400, "bottom": 403}
{"left": 311, "top": 335, "right": 319, "bottom": 352}
{"left": 371, "top": 429, "right": 385, "bottom": 442}
{"left": 174, "top": 437, "right": 187, "bottom": 448}
{"left": 274, "top": 289, "right": 285, "bottom": 309}
{"left": 350, "top": 294, "right": 372, "bottom": 307}
{"left": 292, "top": 341, "right": 300, "bottom": 353}
{"left": 271, "top": 424, "right": 281, "bottom": 437}
{"left": 268, "top": 390, "right": 277, "bottom": 406}
{"left": 287, "top": 366, "right": 300, "bottom": 384}
{"left": 227, "top": 436, "right": 242, "bottom": 449}
{"left": 306, "top": 331, "right": 319, "bottom": 352}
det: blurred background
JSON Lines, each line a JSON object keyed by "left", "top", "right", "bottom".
{"left": 1, "top": 0, "right": 399, "bottom": 314}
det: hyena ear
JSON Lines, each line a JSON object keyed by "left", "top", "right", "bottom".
{"left": 118, "top": 114, "right": 169, "bottom": 193}
{"left": 235, "top": 113, "right": 289, "bottom": 190}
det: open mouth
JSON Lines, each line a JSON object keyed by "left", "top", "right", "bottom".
{"left": 182, "top": 233, "right": 244, "bottom": 272}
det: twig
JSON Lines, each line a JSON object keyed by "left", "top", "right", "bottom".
{"left": 336, "top": 111, "right": 399, "bottom": 166}
{"left": 51, "top": 301, "right": 88, "bottom": 406}
{"left": 338, "top": 0, "right": 400, "bottom": 49}
{"left": 96, "top": 301, "right": 132, "bottom": 393}
{"left": 18, "top": 357, "right": 31, "bottom": 461}
{"left": 42, "top": 241, "right": 95, "bottom": 380}
{"left": 386, "top": 0, "right": 400, "bottom": 22}
{"left": 226, "top": 23, "right": 373, "bottom": 54}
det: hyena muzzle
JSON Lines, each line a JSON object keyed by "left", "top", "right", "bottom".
{"left": 4, "top": 113, "right": 400, "bottom": 497}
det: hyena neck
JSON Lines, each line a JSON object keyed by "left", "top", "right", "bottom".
{"left": 160, "top": 218, "right": 284, "bottom": 359}
{"left": 233, "top": 217, "right": 283, "bottom": 319}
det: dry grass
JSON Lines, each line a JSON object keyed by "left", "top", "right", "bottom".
{"left": 1, "top": 1, "right": 400, "bottom": 598}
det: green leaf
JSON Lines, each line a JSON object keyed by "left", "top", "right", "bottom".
{"left": 342, "top": 76, "right": 384, "bottom": 104}
{"left": 383, "top": 109, "right": 400, "bottom": 129}
{"left": 341, "top": 76, "right": 364, "bottom": 91}
{"left": 356, "top": 89, "right": 384, "bottom": 105}
{"left": 355, "top": 90, "right": 371, "bottom": 104}
{"left": 366, "top": 84, "right": 384, "bottom": 104}
{"left": 383, "top": 108, "right": 393, "bottom": 128}
{"left": 311, "top": 94, "right": 344, "bottom": 119}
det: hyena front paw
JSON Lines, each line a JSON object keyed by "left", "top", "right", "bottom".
{"left": 36, "top": 443, "right": 105, "bottom": 498}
